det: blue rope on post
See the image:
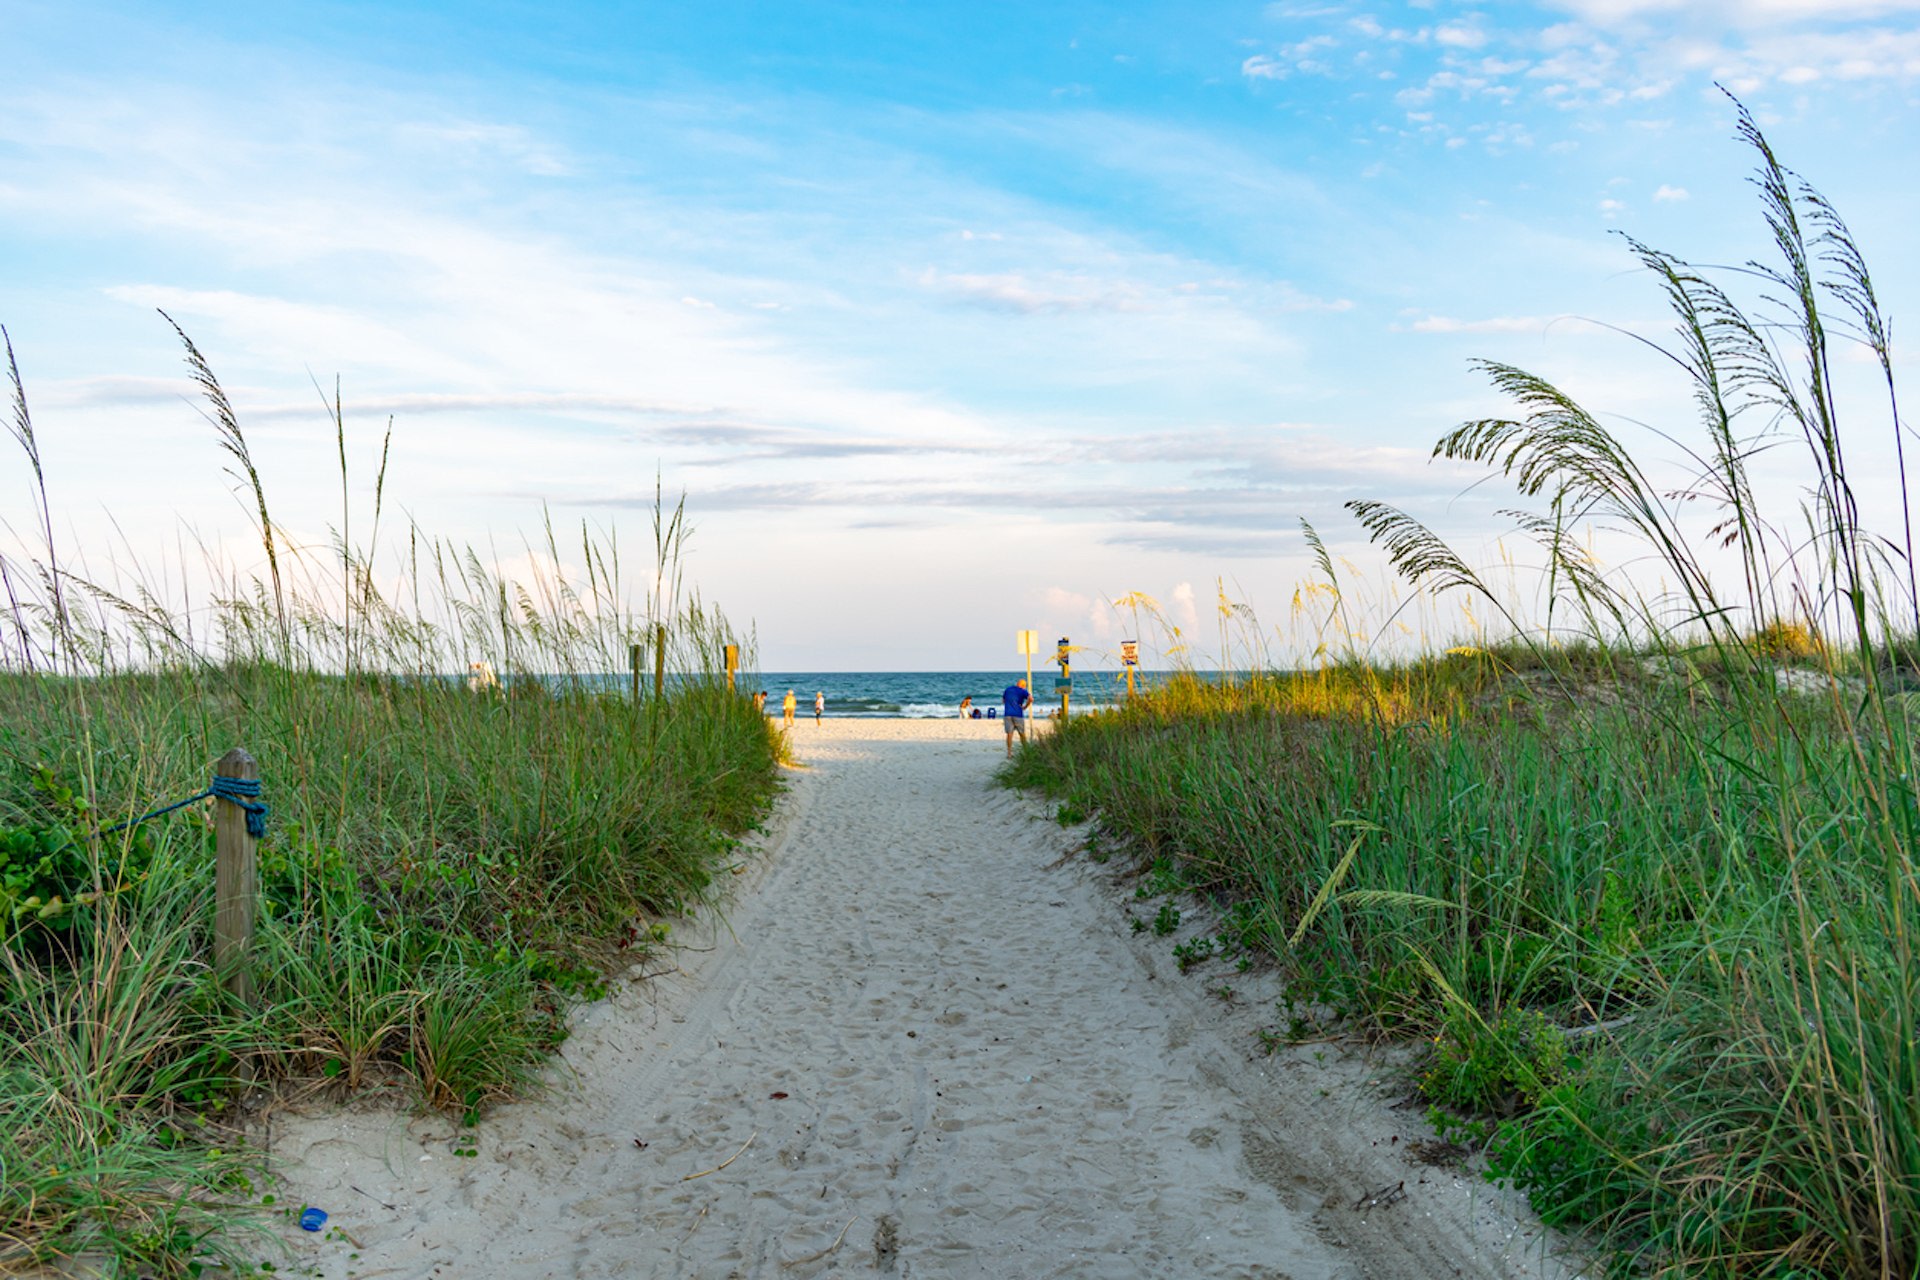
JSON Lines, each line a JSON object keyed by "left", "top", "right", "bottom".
{"left": 209, "top": 774, "right": 270, "bottom": 839}
{"left": 91, "top": 772, "right": 270, "bottom": 843}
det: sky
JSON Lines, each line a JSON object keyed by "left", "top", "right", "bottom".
{"left": 3, "top": 0, "right": 1918, "bottom": 670}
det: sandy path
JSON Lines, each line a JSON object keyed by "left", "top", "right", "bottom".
{"left": 268, "top": 720, "right": 1578, "bottom": 1279}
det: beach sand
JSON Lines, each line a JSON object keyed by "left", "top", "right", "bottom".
{"left": 264, "top": 718, "right": 1580, "bottom": 1279}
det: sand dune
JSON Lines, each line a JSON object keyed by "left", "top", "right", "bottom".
{"left": 266, "top": 718, "right": 1579, "bottom": 1279}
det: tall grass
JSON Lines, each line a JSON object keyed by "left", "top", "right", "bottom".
{"left": 0, "top": 321, "right": 780, "bottom": 1273}
{"left": 1012, "top": 103, "right": 1917, "bottom": 1276}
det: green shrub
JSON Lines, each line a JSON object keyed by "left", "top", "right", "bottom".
{"left": 1420, "top": 1005, "right": 1567, "bottom": 1114}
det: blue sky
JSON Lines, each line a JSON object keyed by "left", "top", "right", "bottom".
{"left": 3, "top": 0, "right": 1918, "bottom": 669}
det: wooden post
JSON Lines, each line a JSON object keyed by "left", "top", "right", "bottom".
{"left": 724, "top": 643, "right": 739, "bottom": 693}
{"left": 213, "top": 747, "right": 258, "bottom": 1005}
{"left": 630, "top": 642, "right": 642, "bottom": 705}
{"left": 653, "top": 622, "right": 667, "bottom": 701}
{"left": 1056, "top": 637, "right": 1071, "bottom": 723}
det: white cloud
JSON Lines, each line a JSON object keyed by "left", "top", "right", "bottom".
{"left": 1435, "top": 22, "right": 1488, "bottom": 48}
{"left": 102, "top": 285, "right": 474, "bottom": 382}
{"left": 1528, "top": 7, "right": 1920, "bottom": 95}
{"left": 916, "top": 268, "right": 1143, "bottom": 314}
{"left": 1406, "top": 314, "right": 1558, "bottom": 334}
{"left": 1242, "top": 54, "right": 1289, "bottom": 79}
{"left": 1044, "top": 586, "right": 1091, "bottom": 612}
{"left": 1549, "top": 0, "right": 1920, "bottom": 25}
{"left": 1170, "top": 582, "right": 1200, "bottom": 634}
{"left": 1653, "top": 183, "right": 1690, "bottom": 201}
{"left": 393, "top": 121, "right": 570, "bottom": 176}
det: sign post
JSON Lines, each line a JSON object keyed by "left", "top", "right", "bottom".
{"left": 724, "top": 643, "right": 739, "bottom": 693}
{"left": 1055, "top": 636, "right": 1072, "bottom": 721}
{"left": 1121, "top": 639, "right": 1139, "bottom": 699}
{"left": 1016, "top": 629, "right": 1037, "bottom": 705}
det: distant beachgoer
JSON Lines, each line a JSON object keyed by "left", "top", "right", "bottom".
{"left": 814, "top": 691, "right": 825, "bottom": 725}
{"left": 1002, "top": 679, "right": 1032, "bottom": 757}
{"left": 467, "top": 660, "right": 498, "bottom": 693}
{"left": 753, "top": 689, "right": 767, "bottom": 713}
{"left": 782, "top": 689, "right": 797, "bottom": 728}
{"left": 959, "top": 695, "right": 972, "bottom": 718}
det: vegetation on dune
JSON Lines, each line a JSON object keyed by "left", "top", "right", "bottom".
{"left": 0, "top": 325, "right": 780, "bottom": 1274}
{"left": 1011, "top": 103, "right": 1918, "bottom": 1277}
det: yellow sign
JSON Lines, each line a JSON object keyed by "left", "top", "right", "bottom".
{"left": 1121, "top": 640, "right": 1139, "bottom": 667}
{"left": 1016, "top": 630, "right": 1038, "bottom": 655}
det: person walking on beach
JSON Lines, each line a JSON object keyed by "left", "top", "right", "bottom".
{"left": 1002, "top": 678, "right": 1032, "bottom": 757}
{"left": 782, "top": 689, "right": 797, "bottom": 728}
{"left": 814, "top": 691, "right": 825, "bottom": 725}
{"left": 753, "top": 690, "right": 767, "bottom": 714}
{"left": 959, "top": 695, "right": 972, "bottom": 718}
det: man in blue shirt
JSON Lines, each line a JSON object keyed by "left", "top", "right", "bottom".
{"left": 1002, "top": 679, "right": 1032, "bottom": 757}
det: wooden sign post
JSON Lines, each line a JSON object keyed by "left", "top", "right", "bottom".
{"left": 630, "top": 642, "right": 642, "bottom": 706}
{"left": 724, "top": 643, "right": 739, "bottom": 693}
{"left": 213, "top": 747, "right": 258, "bottom": 1005}
{"left": 1016, "top": 629, "right": 1037, "bottom": 704}
{"left": 653, "top": 622, "right": 668, "bottom": 701}
{"left": 1055, "top": 636, "right": 1072, "bottom": 721}
{"left": 1121, "top": 639, "right": 1139, "bottom": 699}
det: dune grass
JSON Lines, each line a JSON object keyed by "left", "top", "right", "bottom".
{"left": 0, "top": 328, "right": 780, "bottom": 1273}
{"left": 1010, "top": 103, "right": 1917, "bottom": 1276}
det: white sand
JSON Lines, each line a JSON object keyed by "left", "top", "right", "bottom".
{"left": 265, "top": 719, "right": 1583, "bottom": 1279}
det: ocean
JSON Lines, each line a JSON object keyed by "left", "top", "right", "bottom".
{"left": 743, "top": 670, "right": 1167, "bottom": 718}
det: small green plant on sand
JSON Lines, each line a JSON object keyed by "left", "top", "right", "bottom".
{"left": 1172, "top": 935, "right": 1215, "bottom": 971}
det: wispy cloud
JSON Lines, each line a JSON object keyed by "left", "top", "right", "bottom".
{"left": 1548, "top": 0, "right": 1920, "bottom": 26}
{"left": 1403, "top": 314, "right": 1562, "bottom": 334}
{"left": 916, "top": 268, "right": 1144, "bottom": 314}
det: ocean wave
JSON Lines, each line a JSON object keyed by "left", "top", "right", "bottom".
{"left": 898, "top": 701, "right": 968, "bottom": 718}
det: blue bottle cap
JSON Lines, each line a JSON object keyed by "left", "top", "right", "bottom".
{"left": 299, "top": 1206, "right": 328, "bottom": 1232}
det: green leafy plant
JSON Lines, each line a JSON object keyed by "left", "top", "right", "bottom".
{"left": 0, "top": 765, "right": 154, "bottom": 939}
{"left": 1420, "top": 1005, "right": 1567, "bottom": 1115}
{"left": 1172, "top": 935, "right": 1215, "bottom": 971}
